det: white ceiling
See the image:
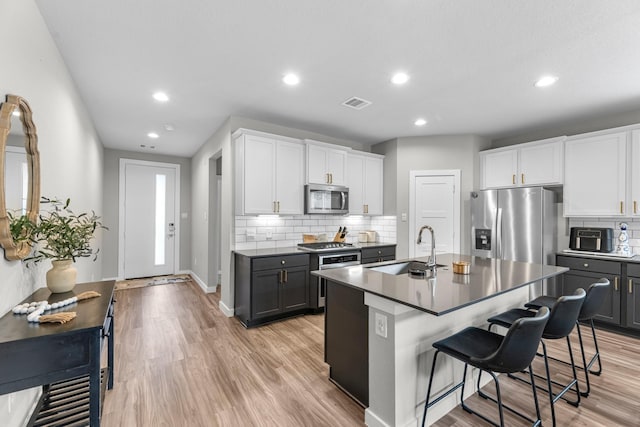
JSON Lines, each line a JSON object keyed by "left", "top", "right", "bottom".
{"left": 35, "top": 0, "right": 640, "bottom": 157}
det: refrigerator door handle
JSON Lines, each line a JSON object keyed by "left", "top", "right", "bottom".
{"left": 496, "top": 208, "right": 503, "bottom": 258}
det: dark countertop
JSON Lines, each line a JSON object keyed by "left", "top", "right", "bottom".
{"left": 234, "top": 242, "right": 396, "bottom": 258}
{"left": 312, "top": 253, "right": 568, "bottom": 316}
{"left": 558, "top": 249, "right": 640, "bottom": 263}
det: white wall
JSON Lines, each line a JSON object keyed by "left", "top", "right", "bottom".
{"left": 373, "top": 135, "right": 491, "bottom": 259}
{"left": 0, "top": 1, "right": 104, "bottom": 424}
{"left": 190, "top": 119, "right": 232, "bottom": 306}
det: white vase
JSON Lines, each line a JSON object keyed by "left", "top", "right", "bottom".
{"left": 46, "top": 259, "right": 77, "bottom": 293}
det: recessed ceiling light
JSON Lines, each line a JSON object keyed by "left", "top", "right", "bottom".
{"left": 147, "top": 132, "right": 159, "bottom": 139}
{"left": 282, "top": 73, "right": 300, "bottom": 86}
{"left": 414, "top": 118, "right": 427, "bottom": 126}
{"left": 534, "top": 75, "right": 558, "bottom": 88}
{"left": 152, "top": 91, "right": 169, "bottom": 102}
{"left": 391, "top": 72, "right": 409, "bottom": 85}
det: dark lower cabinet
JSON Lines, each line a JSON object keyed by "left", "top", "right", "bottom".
{"left": 235, "top": 253, "right": 310, "bottom": 327}
{"left": 626, "top": 264, "right": 640, "bottom": 331}
{"left": 557, "top": 255, "right": 621, "bottom": 325}
{"left": 556, "top": 255, "right": 640, "bottom": 332}
{"left": 361, "top": 245, "right": 396, "bottom": 264}
{"left": 324, "top": 280, "right": 368, "bottom": 407}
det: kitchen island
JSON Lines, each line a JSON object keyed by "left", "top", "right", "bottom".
{"left": 313, "top": 253, "right": 568, "bottom": 427}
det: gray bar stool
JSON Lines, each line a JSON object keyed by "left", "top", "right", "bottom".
{"left": 525, "top": 278, "right": 610, "bottom": 396}
{"left": 487, "top": 288, "right": 586, "bottom": 427}
{"left": 421, "top": 307, "right": 550, "bottom": 427}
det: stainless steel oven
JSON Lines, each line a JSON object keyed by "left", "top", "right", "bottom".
{"left": 298, "top": 242, "right": 361, "bottom": 310}
{"left": 317, "top": 252, "right": 361, "bottom": 307}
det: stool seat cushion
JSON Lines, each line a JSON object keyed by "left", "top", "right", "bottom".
{"left": 487, "top": 308, "right": 536, "bottom": 329}
{"left": 524, "top": 295, "right": 556, "bottom": 310}
{"left": 433, "top": 327, "right": 504, "bottom": 371}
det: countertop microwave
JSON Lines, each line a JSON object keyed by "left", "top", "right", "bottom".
{"left": 304, "top": 184, "right": 349, "bottom": 215}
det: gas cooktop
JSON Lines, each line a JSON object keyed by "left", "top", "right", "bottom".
{"left": 297, "top": 242, "right": 356, "bottom": 252}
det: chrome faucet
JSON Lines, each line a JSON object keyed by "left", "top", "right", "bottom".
{"left": 416, "top": 225, "right": 436, "bottom": 270}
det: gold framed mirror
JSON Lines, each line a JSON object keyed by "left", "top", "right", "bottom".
{"left": 0, "top": 94, "right": 41, "bottom": 260}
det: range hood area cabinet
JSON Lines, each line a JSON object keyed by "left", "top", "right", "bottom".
{"left": 347, "top": 151, "right": 383, "bottom": 215}
{"left": 564, "top": 129, "right": 640, "bottom": 217}
{"left": 479, "top": 136, "right": 565, "bottom": 189}
{"left": 234, "top": 129, "right": 304, "bottom": 215}
{"left": 305, "top": 139, "right": 348, "bottom": 186}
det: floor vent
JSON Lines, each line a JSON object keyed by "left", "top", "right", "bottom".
{"left": 341, "top": 97, "right": 372, "bottom": 110}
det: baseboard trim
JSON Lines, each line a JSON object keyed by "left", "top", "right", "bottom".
{"left": 188, "top": 271, "right": 217, "bottom": 293}
{"left": 219, "top": 300, "right": 234, "bottom": 317}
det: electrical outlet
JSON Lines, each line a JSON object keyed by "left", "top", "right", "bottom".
{"left": 265, "top": 228, "right": 273, "bottom": 239}
{"left": 375, "top": 312, "right": 388, "bottom": 338}
{"left": 194, "top": 257, "right": 197, "bottom": 265}
{"left": 401, "top": 213, "right": 407, "bottom": 222}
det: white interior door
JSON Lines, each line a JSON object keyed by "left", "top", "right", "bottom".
{"left": 410, "top": 171, "right": 460, "bottom": 258}
{"left": 121, "top": 160, "right": 179, "bottom": 279}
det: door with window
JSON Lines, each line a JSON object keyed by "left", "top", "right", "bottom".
{"left": 120, "top": 160, "right": 179, "bottom": 279}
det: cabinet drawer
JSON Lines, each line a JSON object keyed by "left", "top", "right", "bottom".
{"left": 556, "top": 255, "right": 621, "bottom": 275}
{"left": 253, "top": 254, "right": 309, "bottom": 271}
{"left": 628, "top": 263, "right": 640, "bottom": 277}
{"left": 361, "top": 246, "right": 395, "bottom": 260}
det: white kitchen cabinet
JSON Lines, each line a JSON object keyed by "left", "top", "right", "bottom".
{"left": 234, "top": 130, "right": 304, "bottom": 215}
{"left": 347, "top": 152, "right": 383, "bottom": 215}
{"left": 480, "top": 137, "right": 564, "bottom": 189}
{"left": 482, "top": 149, "right": 518, "bottom": 188}
{"left": 305, "top": 140, "right": 349, "bottom": 185}
{"left": 563, "top": 131, "right": 627, "bottom": 217}
{"left": 631, "top": 130, "right": 640, "bottom": 217}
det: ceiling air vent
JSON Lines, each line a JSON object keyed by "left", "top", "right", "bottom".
{"left": 341, "top": 97, "right": 372, "bottom": 110}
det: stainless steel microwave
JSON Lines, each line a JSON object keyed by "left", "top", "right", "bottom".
{"left": 304, "top": 184, "right": 349, "bottom": 214}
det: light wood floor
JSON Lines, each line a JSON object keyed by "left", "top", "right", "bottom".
{"left": 102, "top": 279, "right": 640, "bottom": 426}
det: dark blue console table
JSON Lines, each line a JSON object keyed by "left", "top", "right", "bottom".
{"left": 0, "top": 280, "right": 115, "bottom": 426}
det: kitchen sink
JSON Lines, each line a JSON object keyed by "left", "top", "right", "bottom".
{"left": 367, "top": 260, "right": 447, "bottom": 276}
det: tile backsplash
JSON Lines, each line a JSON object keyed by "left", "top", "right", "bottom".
{"left": 234, "top": 215, "right": 397, "bottom": 250}
{"left": 568, "top": 218, "right": 640, "bottom": 255}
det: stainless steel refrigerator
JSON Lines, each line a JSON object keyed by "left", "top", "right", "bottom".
{"left": 471, "top": 187, "right": 557, "bottom": 296}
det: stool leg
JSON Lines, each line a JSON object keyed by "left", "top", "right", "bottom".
{"left": 528, "top": 364, "right": 542, "bottom": 427}
{"left": 541, "top": 341, "right": 557, "bottom": 427}
{"left": 576, "top": 322, "right": 591, "bottom": 397}
{"left": 565, "top": 336, "right": 582, "bottom": 407}
{"left": 422, "top": 350, "right": 440, "bottom": 427}
{"left": 588, "top": 319, "right": 603, "bottom": 376}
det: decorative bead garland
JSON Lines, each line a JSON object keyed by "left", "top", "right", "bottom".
{"left": 12, "top": 297, "right": 79, "bottom": 323}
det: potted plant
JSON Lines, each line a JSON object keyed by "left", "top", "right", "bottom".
{"left": 26, "top": 197, "right": 107, "bottom": 293}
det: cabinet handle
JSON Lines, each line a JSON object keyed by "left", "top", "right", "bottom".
{"left": 283, "top": 270, "right": 288, "bottom": 283}
{"left": 277, "top": 201, "right": 280, "bottom": 213}
{"left": 614, "top": 276, "right": 619, "bottom": 292}
{"left": 620, "top": 201, "right": 624, "bottom": 214}
{"left": 512, "top": 174, "right": 516, "bottom": 185}
{"left": 330, "top": 173, "right": 333, "bottom": 184}
{"left": 635, "top": 200, "right": 638, "bottom": 214}
{"left": 278, "top": 270, "right": 284, "bottom": 283}
{"left": 273, "top": 201, "right": 276, "bottom": 213}
{"left": 521, "top": 173, "right": 525, "bottom": 184}
{"left": 629, "top": 279, "right": 633, "bottom": 294}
